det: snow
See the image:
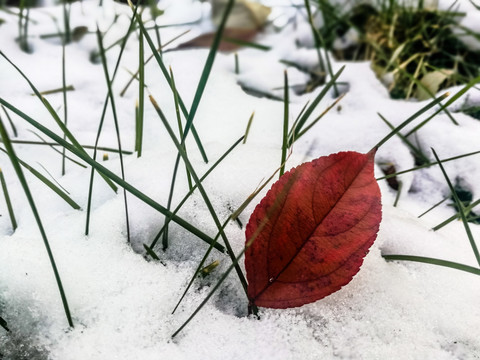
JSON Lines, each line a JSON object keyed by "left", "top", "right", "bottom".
{"left": 1, "top": 0, "right": 480, "bottom": 359}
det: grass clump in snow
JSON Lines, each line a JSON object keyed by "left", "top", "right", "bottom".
{"left": 317, "top": 0, "right": 480, "bottom": 100}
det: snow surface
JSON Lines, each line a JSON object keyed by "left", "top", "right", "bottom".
{"left": 1, "top": 0, "right": 480, "bottom": 359}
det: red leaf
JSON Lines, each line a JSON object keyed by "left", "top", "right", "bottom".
{"left": 245, "top": 150, "right": 382, "bottom": 309}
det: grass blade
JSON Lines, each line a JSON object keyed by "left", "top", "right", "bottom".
{"left": 161, "top": 67, "right": 195, "bottom": 250}
{"left": 61, "top": 39, "right": 68, "bottom": 175}
{"left": 171, "top": 217, "right": 229, "bottom": 315}
{"left": 304, "top": 0, "right": 338, "bottom": 96}
{"left": 294, "top": 92, "right": 345, "bottom": 142}
{"left": 242, "top": 111, "right": 255, "bottom": 144}
{"left": 0, "top": 167, "right": 17, "bottom": 231}
{"left": 287, "top": 66, "right": 345, "bottom": 146}
{"left": 1, "top": 106, "right": 17, "bottom": 137}
{"left": 86, "top": 11, "right": 137, "bottom": 235}
{"left": 119, "top": 29, "right": 191, "bottom": 97}
{"left": 433, "top": 198, "right": 480, "bottom": 231}
{"left": 27, "top": 129, "right": 87, "bottom": 169}
{"left": 170, "top": 67, "right": 193, "bottom": 190}
{"left": 180, "top": 0, "right": 235, "bottom": 142}
{"left": 392, "top": 180, "right": 403, "bottom": 207}
{"left": 136, "top": 27, "right": 145, "bottom": 158}
{"left": 96, "top": 26, "right": 131, "bottom": 242}
{"left": 0, "top": 116, "right": 73, "bottom": 327}
{"left": 382, "top": 254, "right": 480, "bottom": 276}
{"left": 431, "top": 147, "right": 480, "bottom": 266}
{"left": 378, "top": 113, "right": 430, "bottom": 165}
{"left": 418, "top": 196, "right": 448, "bottom": 218}
{"left": 372, "top": 92, "right": 449, "bottom": 150}
{"left": 280, "top": 70, "right": 289, "bottom": 178}
{"left": 0, "top": 147, "right": 80, "bottom": 210}
{"left": 8, "top": 139, "right": 132, "bottom": 156}
{"left": 376, "top": 149, "right": 480, "bottom": 181}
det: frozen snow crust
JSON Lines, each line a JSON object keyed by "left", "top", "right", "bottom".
{"left": 1, "top": 1, "right": 480, "bottom": 359}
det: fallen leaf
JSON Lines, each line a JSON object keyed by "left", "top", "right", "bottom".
{"left": 416, "top": 69, "right": 454, "bottom": 100}
{"left": 245, "top": 150, "right": 382, "bottom": 308}
{"left": 176, "top": 28, "right": 258, "bottom": 52}
{"left": 211, "top": 0, "right": 271, "bottom": 30}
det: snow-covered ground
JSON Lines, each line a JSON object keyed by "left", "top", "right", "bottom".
{"left": 1, "top": 0, "right": 480, "bottom": 359}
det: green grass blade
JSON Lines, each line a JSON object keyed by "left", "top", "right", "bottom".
{"left": 0, "top": 147, "right": 80, "bottom": 209}
{"left": 378, "top": 113, "right": 430, "bottom": 165}
{"left": 119, "top": 29, "right": 191, "bottom": 97}
{"left": 143, "top": 243, "right": 160, "bottom": 260}
{"left": 382, "top": 254, "right": 480, "bottom": 276}
{"left": 431, "top": 147, "right": 480, "bottom": 266}
{"left": 303, "top": 0, "right": 325, "bottom": 72}
{"left": 34, "top": 86, "right": 75, "bottom": 96}
{"left": 1, "top": 106, "right": 17, "bottom": 137}
{"left": 85, "top": 11, "right": 137, "bottom": 235}
{"left": 376, "top": 149, "right": 480, "bottom": 181}
{"left": 172, "top": 217, "right": 229, "bottom": 314}
{"left": 0, "top": 117, "right": 74, "bottom": 327}
{"left": 18, "top": 131, "right": 86, "bottom": 168}
{"left": 160, "top": 67, "right": 195, "bottom": 250}
{"left": 137, "top": 28, "right": 145, "bottom": 158}
{"left": 61, "top": 39, "right": 68, "bottom": 175}
{"left": 8, "top": 139, "right": 132, "bottom": 156}
{"left": 305, "top": 0, "right": 338, "bottom": 96}
{"left": 96, "top": 26, "right": 131, "bottom": 243}
{"left": 418, "top": 196, "right": 448, "bottom": 218}
{"left": 181, "top": 0, "right": 235, "bottom": 143}
{"left": 162, "top": 154, "right": 181, "bottom": 250}
{"left": 0, "top": 167, "right": 17, "bottom": 231}
{"left": 288, "top": 66, "right": 345, "bottom": 147}
{"left": 62, "top": 0, "right": 71, "bottom": 44}
{"left": 288, "top": 100, "right": 310, "bottom": 141}
{"left": 372, "top": 92, "right": 449, "bottom": 150}
{"left": 242, "top": 111, "right": 255, "bottom": 144}
{"left": 172, "top": 244, "right": 248, "bottom": 338}
{"left": 280, "top": 70, "right": 289, "bottom": 178}
{"left": 234, "top": 52, "right": 239, "bottom": 74}
{"left": 170, "top": 67, "right": 193, "bottom": 190}
{"left": 294, "top": 92, "right": 344, "bottom": 142}
{"left": 0, "top": 97, "right": 225, "bottom": 253}
{"left": 393, "top": 180, "right": 402, "bottom": 207}
{"left": 433, "top": 198, "right": 480, "bottom": 231}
